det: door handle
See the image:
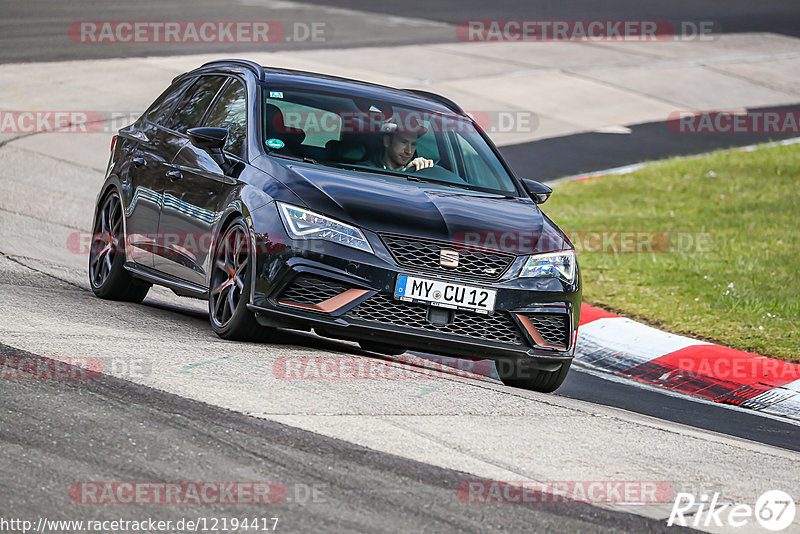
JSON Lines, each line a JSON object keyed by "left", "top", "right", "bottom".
{"left": 132, "top": 157, "right": 146, "bottom": 167}
{"left": 166, "top": 170, "right": 183, "bottom": 182}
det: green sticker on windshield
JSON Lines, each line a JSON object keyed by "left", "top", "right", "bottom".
{"left": 266, "top": 138, "right": 285, "bottom": 150}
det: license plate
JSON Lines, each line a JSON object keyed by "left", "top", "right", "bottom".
{"left": 393, "top": 274, "right": 496, "bottom": 314}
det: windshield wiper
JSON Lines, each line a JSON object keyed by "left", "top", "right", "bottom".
{"left": 267, "top": 152, "right": 318, "bottom": 165}
{"left": 344, "top": 164, "right": 426, "bottom": 182}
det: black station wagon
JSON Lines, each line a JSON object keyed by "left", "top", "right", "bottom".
{"left": 90, "top": 59, "right": 581, "bottom": 392}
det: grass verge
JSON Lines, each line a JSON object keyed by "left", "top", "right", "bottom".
{"left": 544, "top": 142, "right": 799, "bottom": 362}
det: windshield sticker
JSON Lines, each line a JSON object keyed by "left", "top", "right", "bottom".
{"left": 269, "top": 91, "right": 284, "bottom": 99}
{"left": 266, "top": 138, "right": 285, "bottom": 150}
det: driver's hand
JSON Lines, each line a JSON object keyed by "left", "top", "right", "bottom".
{"left": 402, "top": 157, "right": 434, "bottom": 172}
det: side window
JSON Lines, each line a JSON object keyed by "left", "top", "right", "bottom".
{"left": 204, "top": 80, "right": 247, "bottom": 159}
{"left": 268, "top": 99, "right": 341, "bottom": 148}
{"left": 455, "top": 133, "right": 503, "bottom": 189}
{"left": 144, "top": 78, "right": 193, "bottom": 126}
{"left": 165, "top": 75, "right": 227, "bottom": 133}
{"left": 415, "top": 132, "right": 440, "bottom": 164}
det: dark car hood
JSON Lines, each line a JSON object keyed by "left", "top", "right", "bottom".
{"left": 278, "top": 163, "right": 571, "bottom": 254}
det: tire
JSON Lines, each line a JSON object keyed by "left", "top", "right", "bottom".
{"left": 358, "top": 340, "right": 406, "bottom": 356}
{"left": 89, "top": 190, "right": 151, "bottom": 303}
{"left": 496, "top": 358, "right": 571, "bottom": 393}
{"left": 208, "top": 218, "right": 274, "bottom": 342}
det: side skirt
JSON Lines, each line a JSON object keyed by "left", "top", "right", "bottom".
{"left": 123, "top": 262, "right": 208, "bottom": 299}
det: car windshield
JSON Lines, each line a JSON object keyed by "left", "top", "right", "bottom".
{"left": 262, "top": 86, "right": 519, "bottom": 195}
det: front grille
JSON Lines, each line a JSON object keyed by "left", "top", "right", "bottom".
{"left": 528, "top": 314, "right": 570, "bottom": 348}
{"left": 279, "top": 275, "right": 349, "bottom": 305}
{"left": 380, "top": 233, "right": 515, "bottom": 282}
{"left": 348, "top": 294, "right": 524, "bottom": 345}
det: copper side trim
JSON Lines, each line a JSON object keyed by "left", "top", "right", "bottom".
{"left": 279, "top": 288, "right": 369, "bottom": 313}
{"left": 515, "top": 313, "right": 567, "bottom": 350}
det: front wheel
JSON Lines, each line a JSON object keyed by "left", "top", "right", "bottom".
{"left": 496, "top": 358, "right": 571, "bottom": 393}
{"left": 89, "top": 190, "right": 151, "bottom": 303}
{"left": 208, "top": 218, "right": 274, "bottom": 342}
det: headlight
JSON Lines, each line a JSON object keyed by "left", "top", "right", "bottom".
{"left": 277, "top": 202, "right": 373, "bottom": 254}
{"left": 519, "top": 250, "right": 576, "bottom": 283}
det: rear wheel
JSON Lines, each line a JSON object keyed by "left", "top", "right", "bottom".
{"left": 89, "top": 190, "right": 151, "bottom": 302}
{"left": 496, "top": 358, "right": 571, "bottom": 393}
{"left": 209, "top": 218, "right": 274, "bottom": 341}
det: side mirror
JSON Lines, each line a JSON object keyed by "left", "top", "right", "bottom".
{"left": 187, "top": 127, "right": 229, "bottom": 170}
{"left": 521, "top": 179, "right": 552, "bottom": 204}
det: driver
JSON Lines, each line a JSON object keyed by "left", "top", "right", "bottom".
{"left": 367, "top": 118, "right": 434, "bottom": 172}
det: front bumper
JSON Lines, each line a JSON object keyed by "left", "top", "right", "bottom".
{"left": 248, "top": 224, "right": 581, "bottom": 363}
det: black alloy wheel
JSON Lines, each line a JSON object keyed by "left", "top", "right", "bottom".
{"left": 89, "top": 191, "right": 150, "bottom": 302}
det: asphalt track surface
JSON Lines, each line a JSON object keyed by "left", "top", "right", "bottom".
{"left": 0, "top": 0, "right": 454, "bottom": 64}
{"left": 0, "top": 259, "right": 796, "bottom": 530}
{"left": 1, "top": 343, "right": 676, "bottom": 533}
{"left": 556, "top": 366, "right": 800, "bottom": 453}
{"left": 3, "top": 0, "right": 797, "bottom": 179}
{"left": 3, "top": 0, "right": 800, "bottom": 63}
{"left": 499, "top": 103, "right": 800, "bottom": 182}
{"left": 304, "top": 0, "right": 800, "bottom": 38}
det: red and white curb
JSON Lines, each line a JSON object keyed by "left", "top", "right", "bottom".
{"left": 575, "top": 304, "right": 800, "bottom": 421}
{"left": 415, "top": 304, "right": 800, "bottom": 422}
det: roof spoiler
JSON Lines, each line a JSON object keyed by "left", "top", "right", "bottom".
{"left": 173, "top": 59, "right": 266, "bottom": 83}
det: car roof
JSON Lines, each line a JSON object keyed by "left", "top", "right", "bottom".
{"left": 175, "top": 59, "right": 465, "bottom": 117}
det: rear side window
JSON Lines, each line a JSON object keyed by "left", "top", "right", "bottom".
{"left": 204, "top": 80, "right": 247, "bottom": 159}
{"left": 269, "top": 100, "right": 342, "bottom": 149}
{"left": 165, "top": 75, "right": 227, "bottom": 133}
{"left": 144, "top": 78, "right": 193, "bottom": 126}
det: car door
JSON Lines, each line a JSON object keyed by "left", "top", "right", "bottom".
{"left": 154, "top": 75, "right": 242, "bottom": 286}
{"left": 120, "top": 78, "right": 193, "bottom": 268}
